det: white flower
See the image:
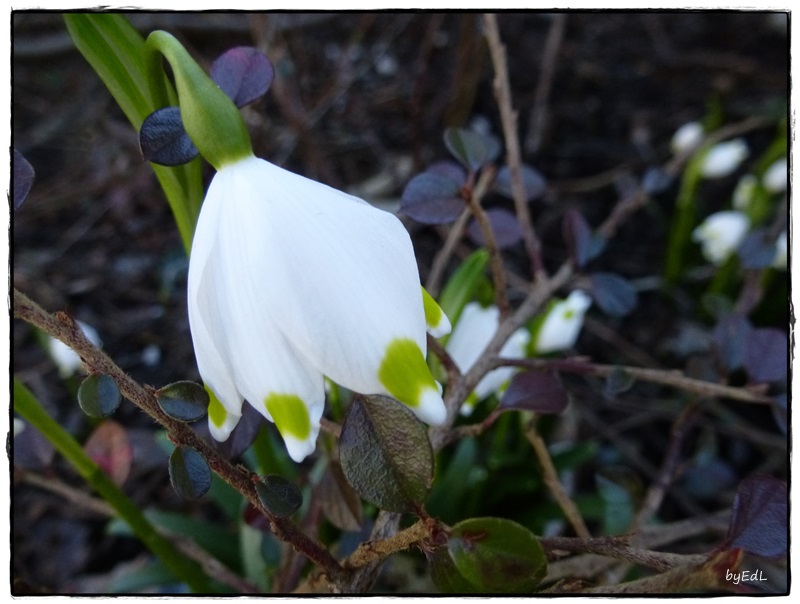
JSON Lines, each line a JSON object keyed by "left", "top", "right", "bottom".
{"left": 47, "top": 321, "right": 102, "bottom": 378}
{"left": 14, "top": 418, "right": 26, "bottom": 437}
{"left": 531, "top": 290, "right": 592, "bottom": 355}
{"left": 773, "top": 231, "right": 787, "bottom": 270}
{"left": 700, "top": 139, "right": 748, "bottom": 179}
{"left": 188, "top": 155, "right": 450, "bottom": 462}
{"left": 671, "top": 121, "right": 704, "bottom": 155}
{"left": 763, "top": 157, "right": 787, "bottom": 193}
{"left": 732, "top": 174, "right": 757, "bottom": 211}
{"left": 692, "top": 210, "right": 750, "bottom": 265}
{"left": 445, "top": 302, "right": 530, "bottom": 415}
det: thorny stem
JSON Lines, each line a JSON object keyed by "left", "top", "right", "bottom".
{"left": 12, "top": 288, "right": 347, "bottom": 588}
{"left": 483, "top": 13, "right": 545, "bottom": 281}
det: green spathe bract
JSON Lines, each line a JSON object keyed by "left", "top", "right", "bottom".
{"left": 146, "top": 30, "right": 252, "bottom": 171}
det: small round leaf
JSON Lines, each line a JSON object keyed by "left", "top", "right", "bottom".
{"left": 169, "top": 446, "right": 211, "bottom": 500}
{"left": 400, "top": 172, "right": 465, "bottom": 224}
{"left": 494, "top": 164, "right": 547, "bottom": 202}
{"left": 499, "top": 370, "right": 568, "bottom": 414}
{"left": 255, "top": 475, "right": 302, "bottom": 517}
{"left": 604, "top": 366, "right": 636, "bottom": 396}
{"left": 77, "top": 373, "right": 121, "bottom": 418}
{"left": 448, "top": 517, "right": 547, "bottom": 593}
{"left": 13, "top": 149, "right": 35, "bottom": 210}
{"left": 211, "top": 46, "right": 274, "bottom": 108}
{"left": 139, "top": 107, "right": 199, "bottom": 166}
{"left": 444, "top": 128, "right": 501, "bottom": 171}
{"left": 727, "top": 475, "right": 787, "bottom": 558}
{"left": 467, "top": 208, "right": 522, "bottom": 249}
{"left": 339, "top": 395, "right": 434, "bottom": 513}
{"left": 588, "top": 272, "right": 638, "bottom": 317}
{"left": 156, "top": 381, "right": 209, "bottom": 422}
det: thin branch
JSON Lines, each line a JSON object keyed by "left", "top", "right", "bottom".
{"left": 482, "top": 13, "right": 545, "bottom": 280}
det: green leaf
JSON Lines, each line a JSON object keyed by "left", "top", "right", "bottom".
{"left": 169, "top": 446, "right": 212, "bottom": 500}
{"left": 438, "top": 248, "right": 491, "bottom": 331}
{"left": 447, "top": 517, "right": 547, "bottom": 593}
{"left": 156, "top": 380, "right": 209, "bottom": 422}
{"left": 429, "top": 546, "right": 480, "bottom": 594}
{"left": 255, "top": 475, "right": 302, "bottom": 518}
{"left": 444, "top": 128, "right": 501, "bottom": 172}
{"left": 77, "top": 373, "right": 121, "bottom": 418}
{"left": 63, "top": 14, "right": 202, "bottom": 254}
{"left": 339, "top": 395, "right": 434, "bottom": 513}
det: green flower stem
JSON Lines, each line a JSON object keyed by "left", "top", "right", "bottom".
{"left": 664, "top": 149, "right": 705, "bottom": 284}
{"left": 64, "top": 14, "right": 203, "bottom": 253}
{"left": 13, "top": 378, "right": 216, "bottom": 593}
{"left": 145, "top": 30, "right": 252, "bottom": 171}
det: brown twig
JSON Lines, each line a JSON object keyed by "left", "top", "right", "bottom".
{"left": 482, "top": 13, "right": 545, "bottom": 280}
{"left": 13, "top": 287, "right": 347, "bottom": 588}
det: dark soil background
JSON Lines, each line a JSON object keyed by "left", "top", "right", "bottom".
{"left": 11, "top": 11, "right": 789, "bottom": 594}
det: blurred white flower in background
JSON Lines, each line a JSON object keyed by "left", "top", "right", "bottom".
{"left": 692, "top": 211, "right": 750, "bottom": 265}
{"left": 700, "top": 139, "right": 749, "bottom": 179}
{"left": 671, "top": 121, "right": 704, "bottom": 155}
{"left": 773, "top": 231, "right": 787, "bottom": 270}
{"left": 47, "top": 320, "right": 102, "bottom": 378}
{"left": 446, "top": 302, "right": 530, "bottom": 415}
{"left": 531, "top": 290, "right": 592, "bottom": 355}
{"left": 763, "top": 157, "right": 787, "bottom": 193}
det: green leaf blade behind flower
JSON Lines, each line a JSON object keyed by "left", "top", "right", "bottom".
{"left": 64, "top": 14, "right": 203, "bottom": 253}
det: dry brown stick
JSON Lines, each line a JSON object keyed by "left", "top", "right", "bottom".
{"left": 425, "top": 208, "right": 471, "bottom": 297}
{"left": 525, "top": 418, "right": 592, "bottom": 540}
{"left": 482, "top": 13, "right": 545, "bottom": 280}
{"left": 13, "top": 287, "right": 347, "bottom": 588}
{"left": 525, "top": 13, "right": 568, "bottom": 155}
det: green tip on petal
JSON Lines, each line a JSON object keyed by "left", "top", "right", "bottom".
{"left": 264, "top": 394, "right": 316, "bottom": 462}
{"left": 378, "top": 338, "right": 446, "bottom": 425}
{"left": 206, "top": 387, "right": 240, "bottom": 441}
{"left": 146, "top": 30, "right": 252, "bottom": 170}
{"left": 422, "top": 287, "right": 451, "bottom": 338}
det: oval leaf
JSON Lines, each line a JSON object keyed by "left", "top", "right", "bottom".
{"left": 444, "top": 128, "right": 500, "bottom": 171}
{"left": 499, "top": 370, "right": 568, "bottom": 414}
{"left": 169, "top": 446, "right": 211, "bottom": 500}
{"left": 425, "top": 160, "right": 467, "bottom": 186}
{"left": 604, "top": 366, "right": 635, "bottom": 396}
{"left": 77, "top": 373, "right": 121, "bottom": 418}
{"left": 467, "top": 207, "right": 523, "bottom": 249}
{"left": 211, "top": 46, "right": 274, "bottom": 108}
{"left": 588, "top": 272, "right": 638, "bottom": 316}
{"left": 255, "top": 475, "right": 302, "bottom": 518}
{"left": 494, "top": 164, "right": 547, "bottom": 202}
{"left": 13, "top": 149, "right": 35, "bottom": 210}
{"left": 83, "top": 420, "right": 132, "bottom": 487}
{"left": 156, "top": 381, "right": 209, "bottom": 422}
{"left": 727, "top": 475, "right": 787, "bottom": 558}
{"left": 139, "top": 106, "right": 199, "bottom": 166}
{"left": 339, "top": 395, "right": 434, "bottom": 513}
{"left": 400, "top": 172, "right": 465, "bottom": 224}
{"left": 563, "top": 209, "right": 606, "bottom": 268}
{"left": 429, "top": 546, "right": 479, "bottom": 594}
{"left": 712, "top": 313, "right": 752, "bottom": 372}
{"left": 743, "top": 328, "right": 788, "bottom": 383}
{"left": 448, "top": 517, "right": 547, "bottom": 593}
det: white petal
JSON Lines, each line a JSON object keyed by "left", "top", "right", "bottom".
{"left": 691, "top": 211, "right": 750, "bottom": 265}
{"left": 534, "top": 290, "right": 592, "bottom": 354}
{"left": 763, "top": 158, "right": 787, "bottom": 193}
{"left": 701, "top": 139, "right": 748, "bottom": 179}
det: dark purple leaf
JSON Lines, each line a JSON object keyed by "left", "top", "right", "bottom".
{"left": 727, "top": 475, "right": 787, "bottom": 558}
{"left": 77, "top": 373, "right": 121, "bottom": 418}
{"left": 564, "top": 209, "right": 606, "bottom": 268}
{"left": 712, "top": 314, "right": 752, "bottom": 372}
{"left": 211, "top": 46, "right": 274, "bottom": 108}
{"left": 641, "top": 166, "right": 672, "bottom": 194}
{"left": 588, "top": 272, "right": 638, "bottom": 317}
{"left": 494, "top": 164, "right": 547, "bottom": 202}
{"left": 339, "top": 395, "right": 433, "bottom": 513}
{"left": 255, "top": 475, "right": 302, "bottom": 517}
{"left": 400, "top": 172, "right": 465, "bottom": 224}
{"left": 317, "top": 461, "right": 363, "bottom": 531}
{"left": 156, "top": 381, "right": 209, "bottom": 423}
{"left": 208, "top": 403, "right": 266, "bottom": 459}
{"left": 743, "top": 328, "right": 788, "bottom": 383}
{"left": 139, "top": 107, "right": 199, "bottom": 166}
{"left": 169, "top": 446, "right": 211, "bottom": 500}
{"left": 738, "top": 229, "right": 779, "bottom": 269}
{"left": 448, "top": 517, "right": 547, "bottom": 592}
{"left": 499, "top": 370, "right": 568, "bottom": 414}
{"left": 425, "top": 160, "right": 467, "bottom": 186}
{"left": 13, "top": 149, "right": 35, "bottom": 210}
{"left": 467, "top": 207, "right": 523, "bottom": 249}
{"left": 444, "top": 128, "right": 501, "bottom": 171}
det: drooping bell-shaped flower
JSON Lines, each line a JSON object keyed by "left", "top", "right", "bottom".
{"left": 530, "top": 290, "right": 592, "bottom": 355}
{"left": 700, "top": 139, "right": 748, "bottom": 179}
{"left": 670, "top": 121, "right": 704, "bottom": 155}
{"left": 445, "top": 302, "right": 529, "bottom": 415}
{"left": 148, "top": 32, "right": 451, "bottom": 462}
{"left": 692, "top": 210, "right": 750, "bottom": 265}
